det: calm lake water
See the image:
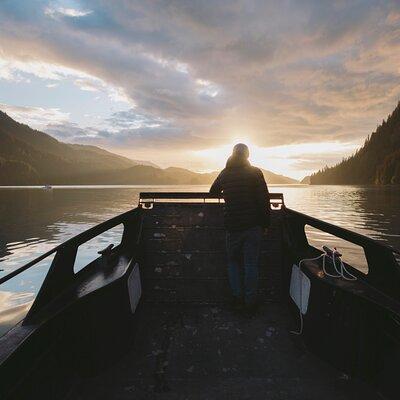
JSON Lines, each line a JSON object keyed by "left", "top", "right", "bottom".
{"left": 0, "top": 184, "right": 399, "bottom": 335}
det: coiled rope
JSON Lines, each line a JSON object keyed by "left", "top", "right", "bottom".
{"left": 291, "top": 247, "right": 357, "bottom": 335}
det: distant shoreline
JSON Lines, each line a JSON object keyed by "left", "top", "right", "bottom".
{"left": 0, "top": 183, "right": 308, "bottom": 189}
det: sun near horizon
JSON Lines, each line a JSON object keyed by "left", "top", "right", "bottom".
{"left": 188, "top": 139, "right": 359, "bottom": 180}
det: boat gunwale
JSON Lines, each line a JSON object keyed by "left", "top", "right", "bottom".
{"left": 286, "top": 207, "right": 400, "bottom": 256}
{"left": 1, "top": 191, "right": 398, "bottom": 288}
{"left": 0, "top": 191, "right": 398, "bottom": 333}
{"left": 0, "top": 208, "right": 140, "bottom": 285}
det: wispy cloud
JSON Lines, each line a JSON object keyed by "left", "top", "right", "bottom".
{"left": 44, "top": 4, "right": 92, "bottom": 19}
{"left": 1, "top": 103, "right": 70, "bottom": 127}
{"left": 74, "top": 78, "right": 101, "bottom": 92}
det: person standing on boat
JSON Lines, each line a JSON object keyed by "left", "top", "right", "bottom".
{"left": 210, "top": 143, "right": 271, "bottom": 315}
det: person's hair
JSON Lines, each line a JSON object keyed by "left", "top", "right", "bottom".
{"left": 232, "top": 143, "right": 249, "bottom": 159}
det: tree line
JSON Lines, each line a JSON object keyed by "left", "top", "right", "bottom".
{"left": 310, "top": 102, "right": 400, "bottom": 185}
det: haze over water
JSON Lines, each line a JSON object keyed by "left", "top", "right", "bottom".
{"left": 0, "top": 185, "right": 399, "bottom": 335}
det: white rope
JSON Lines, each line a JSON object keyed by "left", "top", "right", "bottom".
{"left": 291, "top": 248, "right": 357, "bottom": 336}
{"left": 331, "top": 249, "right": 357, "bottom": 281}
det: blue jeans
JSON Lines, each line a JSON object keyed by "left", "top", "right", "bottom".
{"left": 226, "top": 226, "right": 263, "bottom": 304}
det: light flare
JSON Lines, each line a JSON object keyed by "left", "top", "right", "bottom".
{"left": 192, "top": 140, "right": 359, "bottom": 179}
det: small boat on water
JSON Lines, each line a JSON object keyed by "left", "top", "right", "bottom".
{"left": 0, "top": 192, "right": 399, "bottom": 399}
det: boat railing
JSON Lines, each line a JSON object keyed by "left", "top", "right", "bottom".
{"left": 0, "top": 208, "right": 141, "bottom": 322}
{"left": 139, "top": 192, "right": 285, "bottom": 209}
{"left": 1, "top": 192, "right": 399, "bottom": 324}
{"left": 138, "top": 192, "right": 400, "bottom": 280}
{"left": 285, "top": 208, "right": 400, "bottom": 297}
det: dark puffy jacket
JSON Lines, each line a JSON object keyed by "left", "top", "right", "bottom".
{"left": 209, "top": 156, "right": 271, "bottom": 231}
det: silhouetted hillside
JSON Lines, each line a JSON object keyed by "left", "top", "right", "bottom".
{"left": 64, "top": 165, "right": 215, "bottom": 185}
{"left": 261, "top": 169, "right": 297, "bottom": 184}
{"left": 0, "top": 110, "right": 143, "bottom": 184}
{"left": 310, "top": 102, "right": 400, "bottom": 184}
{"left": 0, "top": 110, "right": 297, "bottom": 185}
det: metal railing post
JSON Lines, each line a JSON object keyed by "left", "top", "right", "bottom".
{"left": 24, "top": 244, "right": 77, "bottom": 322}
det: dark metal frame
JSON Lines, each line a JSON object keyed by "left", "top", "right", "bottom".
{"left": 139, "top": 192, "right": 285, "bottom": 201}
{"left": 139, "top": 192, "right": 400, "bottom": 296}
{"left": 0, "top": 208, "right": 141, "bottom": 323}
{"left": 284, "top": 208, "right": 400, "bottom": 298}
{"left": 139, "top": 192, "right": 285, "bottom": 209}
{"left": 1, "top": 192, "right": 399, "bottom": 324}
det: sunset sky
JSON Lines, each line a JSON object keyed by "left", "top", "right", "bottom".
{"left": 1, "top": 1, "right": 400, "bottom": 179}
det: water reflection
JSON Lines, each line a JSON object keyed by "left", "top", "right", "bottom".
{"left": 1, "top": 184, "right": 399, "bottom": 276}
{"left": 0, "top": 185, "right": 399, "bottom": 336}
{"left": 281, "top": 185, "right": 400, "bottom": 248}
{"left": 0, "top": 291, "right": 34, "bottom": 336}
{"left": 0, "top": 251, "right": 55, "bottom": 336}
{"left": 0, "top": 186, "right": 203, "bottom": 272}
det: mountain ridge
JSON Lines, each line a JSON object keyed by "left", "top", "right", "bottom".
{"left": 0, "top": 110, "right": 298, "bottom": 185}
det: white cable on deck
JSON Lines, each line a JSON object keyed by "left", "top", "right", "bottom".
{"left": 291, "top": 248, "right": 357, "bottom": 336}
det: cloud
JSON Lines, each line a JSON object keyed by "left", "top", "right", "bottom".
{"left": 0, "top": 0, "right": 400, "bottom": 174}
{"left": 0, "top": 58, "right": 92, "bottom": 82}
{"left": 45, "top": 108, "right": 223, "bottom": 152}
{"left": 0, "top": 103, "right": 69, "bottom": 127}
{"left": 45, "top": 120, "right": 97, "bottom": 140}
{"left": 74, "top": 78, "right": 101, "bottom": 92}
{"left": 44, "top": 4, "right": 92, "bottom": 19}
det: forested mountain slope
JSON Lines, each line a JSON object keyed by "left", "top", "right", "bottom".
{"left": 0, "top": 110, "right": 140, "bottom": 184}
{"left": 311, "top": 102, "right": 400, "bottom": 184}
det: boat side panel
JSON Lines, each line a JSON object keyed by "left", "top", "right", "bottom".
{"left": 282, "top": 210, "right": 400, "bottom": 399}
{"left": 0, "top": 255, "right": 142, "bottom": 399}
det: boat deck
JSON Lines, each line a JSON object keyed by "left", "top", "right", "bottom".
{"left": 67, "top": 302, "right": 380, "bottom": 400}
{"left": 1, "top": 195, "right": 399, "bottom": 399}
